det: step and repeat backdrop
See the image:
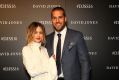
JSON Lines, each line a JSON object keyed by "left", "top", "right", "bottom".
{"left": 0, "top": 0, "right": 119, "bottom": 80}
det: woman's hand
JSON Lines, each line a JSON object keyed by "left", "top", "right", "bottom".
{"left": 52, "top": 54, "right": 56, "bottom": 61}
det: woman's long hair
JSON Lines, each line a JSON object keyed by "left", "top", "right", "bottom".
{"left": 26, "top": 22, "right": 46, "bottom": 46}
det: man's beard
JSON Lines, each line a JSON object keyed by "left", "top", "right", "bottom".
{"left": 53, "top": 24, "right": 66, "bottom": 32}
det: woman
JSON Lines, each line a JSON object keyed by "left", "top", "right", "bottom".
{"left": 22, "top": 22, "right": 57, "bottom": 80}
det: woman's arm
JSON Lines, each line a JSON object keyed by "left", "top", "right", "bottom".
{"left": 22, "top": 46, "right": 48, "bottom": 78}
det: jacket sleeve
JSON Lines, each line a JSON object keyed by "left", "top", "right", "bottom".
{"left": 77, "top": 33, "right": 91, "bottom": 80}
{"left": 22, "top": 46, "right": 48, "bottom": 78}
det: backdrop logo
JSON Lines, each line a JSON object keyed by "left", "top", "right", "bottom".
{"left": 114, "top": 21, "right": 119, "bottom": 24}
{"left": 89, "top": 51, "right": 97, "bottom": 56}
{"left": 84, "top": 35, "right": 93, "bottom": 40}
{"left": 0, "top": 20, "right": 22, "bottom": 24}
{"left": 71, "top": 20, "right": 98, "bottom": 24}
{"left": 112, "top": 51, "right": 119, "bottom": 56}
{"left": 33, "top": 4, "right": 61, "bottom": 8}
{"left": 106, "top": 66, "right": 119, "bottom": 70}
{"left": 0, "top": 52, "right": 21, "bottom": 56}
{"left": 109, "top": 5, "right": 119, "bottom": 8}
{"left": 76, "top": 4, "right": 94, "bottom": 8}
{"left": 0, "top": 4, "right": 16, "bottom": 8}
{"left": 2, "top": 66, "right": 19, "bottom": 71}
{"left": 108, "top": 36, "right": 119, "bottom": 40}
{"left": 39, "top": 20, "right": 52, "bottom": 24}
{"left": 1, "top": 37, "right": 18, "bottom": 41}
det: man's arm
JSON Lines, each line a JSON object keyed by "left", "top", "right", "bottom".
{"left": 77, "top": 32, "right": 91, "bottom": 80}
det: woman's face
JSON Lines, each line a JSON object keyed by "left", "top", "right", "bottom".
{"left": 32, "top": 26, "right": 44, "bottom": 43}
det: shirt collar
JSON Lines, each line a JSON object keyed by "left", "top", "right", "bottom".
{"left": 28, "top": 41, "right": 41, "bottom": 48}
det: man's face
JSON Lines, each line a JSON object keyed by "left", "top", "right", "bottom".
{"left": 51, "top": 10, "right": 66, "bottom": 32}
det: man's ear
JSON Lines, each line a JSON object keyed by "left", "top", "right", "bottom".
{"left": 65, "top": 17, "right": 67, "bottom": 22}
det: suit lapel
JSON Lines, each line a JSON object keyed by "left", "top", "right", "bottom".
{"left": 62, "top": 29, "right": 71, "bottom": 56}
{"left": 49, "top": 32, "right": 55, "bottom": 57}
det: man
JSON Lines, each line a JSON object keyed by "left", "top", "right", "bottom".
{"left": 46, "top": 7, "right": 91, "bottom": 80}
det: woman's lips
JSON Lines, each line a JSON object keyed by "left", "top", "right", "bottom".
{"left": 36, "top": 38, "right": 40, "bottom": 40}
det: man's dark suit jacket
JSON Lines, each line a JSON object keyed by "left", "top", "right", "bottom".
{"left": 46, "top": 28, "right": 91, "bottom": 80}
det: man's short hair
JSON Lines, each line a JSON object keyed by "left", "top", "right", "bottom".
{"left": 51, "top": 7, "right": 66, "bottom": 17}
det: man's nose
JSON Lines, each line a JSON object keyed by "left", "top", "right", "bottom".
{"left": 56, "top": 18, "right": 59, "bottom": 22}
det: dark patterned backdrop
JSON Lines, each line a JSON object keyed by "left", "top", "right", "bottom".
{"left": 0, "top": 0, "right": 119, "bottom": 80}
